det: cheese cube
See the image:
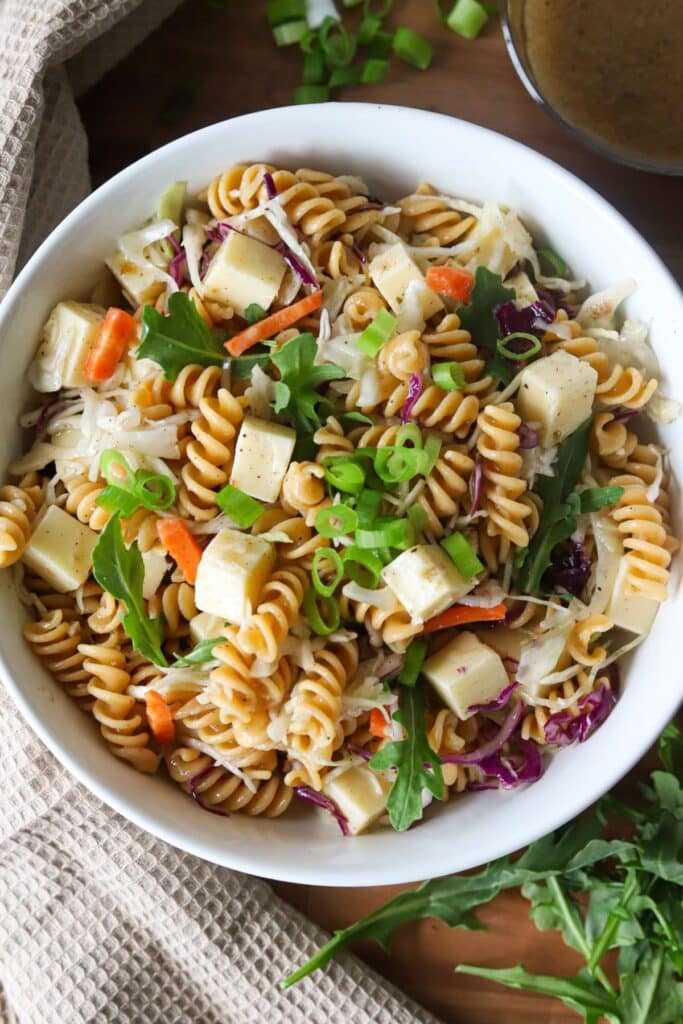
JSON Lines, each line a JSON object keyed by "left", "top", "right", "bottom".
{"left": 230, "top": 416, "right": 296, "bottom": 504}
{"left": 194, "top": 528, "right": 275, "bottom": 625}
{"left": 201, "top": 231, "right": 287, "bottom": 317}
{"left": 422, "top": 631, "right": 510, "bottom": 719}
{"left": 105, "top": 250, "right": 166, "bottom": 308}
{"left": 606, "top": 558, "right": 659, "bottom": 634}
{"left": 323, "top": 765, "right": 393, "bottom": 835}
{"left": 369, "top": 243, "right": 443, "bottom": 320}
{"left": 189, "top": 611, "right": 227, "bottom": 644}
{"left": 382, "top": 544, "right": 475, "bottom": 623}
{"left": 23, "top": 506, "right": 97, "bottom": 593}
{"left": 29, "top": 301, "right": 106, "bottom": 393}
{"left": 516, "top": 350, "right": 598, "bottom": 447}
{"left": 141, "top": 550, "right": 169, "bottom": 600}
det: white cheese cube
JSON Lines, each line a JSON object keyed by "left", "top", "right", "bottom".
{"left": 201, "top": 231, "right": 287, "bottom": 317}
{"left": 423, "top": 631, "right": 510, "bottom": 719}
{"left": 194, "top": 528, "right": 275, "bottom": 625}
{"left": 369, "top": 243, "right": 443, "bottom": 320}
{"left": 189, "top": 611, "right": 227, "bottom": 644}
{"left": 230, "top": 415, "right": 296, "bottom": 504}
{"left": 29, "top": 301, "right": 105, "bottom": 393}
{"left": 606, "top": 558, "right": 659, "bottom": 635}
{"left": 323, "top": 765, "right": 392, "bottom": 835}
{"left": 23, "top": 506, "right": 97, "bottom": 593}
{"left": 141, "top": 550, "right": 169, "bottom": 600}
{"left": 382, "top": 544, "right": 475, "bottom": 624}
{"left": 105, "top": 250, "right": 166, "bottom": 308}
{"left": 516, "top": 350, "right": 598, "bottom": 448}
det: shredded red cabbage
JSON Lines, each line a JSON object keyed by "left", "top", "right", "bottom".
{"left": 275, "top": 241, "right": 318, "bottom": 288}
{"left": 468, "top": 681, "right": 519, "bottom": 714}
{"left": 169, "top": 250, "right": 188, "bottom": 287}
{"left": 263, "top": 171, "right": 277, "bottom": 200}
{"left": 442, "top": 700, "right": 523, "bottom": 765}
{"left": 536, "top": 286, "right": 576, "bottom": 317}
{"left": 517, "top": 424, "right": 539, "bottom": 449}
{"left": 401, "top": 373, "right": 423, "bottom": 424}
{"left": 35, "top": 399, "right": 70, "bottom": 442}
{"left": 379, "top": 653, "right": 404, "bottom": 680}
{"left": 188, "top": 765, "right": 231, "bottom": 818}
{"left": 543, "top": 539, "right": 592, "bottom": 596}
{"left": 351, "top": 242, "right": 367, "bottom": 265}
{"left": 543, "top": 678, "right": 617, "bottom": 747}
{"left": 612, "top": 406, "right": 640, "bottom": 423}
{"left": 347, "top": 743, "right": 373, "bottom": 762}
{"left": 469, "top": 459, "right": 484, "bottom": 516}
{"left": 478, "top": 734, "right": 544, "bottom": 787}
{"left": 295, "top": 786, "right": 350, "bottom": 836}
{"left": 494, "top": 299, "right": 554, "bottom": 339}
{"left": 199, "top": 248, "right": 211, "bottom": 281}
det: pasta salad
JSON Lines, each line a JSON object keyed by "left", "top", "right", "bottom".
{"left": 3, "top": 163, "right": 679, "bottom": 835}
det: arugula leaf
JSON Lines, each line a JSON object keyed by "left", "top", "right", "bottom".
{"left": 659, "top": 720, "right": 683, "bottom": 778}
{"left": 517, "top": 418, "right": 593, "bottom": 593}
{"left": 137, "top": 292, "right": 225, "bottom": 381}
{"left": 577, "top": 485, "right": 624, "bottom": 515}
{"left": 369, "top": 686, "right": 444, "bottom": 832}
{"left": 228, "top": 351, "right": 272, "bottom": 380}
{"left": 172, "top": 636, "right": 226, "bottom": 667}
{"left": 455, "top": 266, "right": 515, "bottom": 350}
{"left": 92, "top": 515, "right": 167, "bottom": 667}
{"left": 455, "top": 964, "right": 619, "bottom": 1021}
{"left": 616, "top": 948, "right": 683, "bottom": 1024}
{"left": 244, "top": 302, "right": 267, "bottom": 325}
{"left": 270, "top": 332, "right": 344, "bottom": 444}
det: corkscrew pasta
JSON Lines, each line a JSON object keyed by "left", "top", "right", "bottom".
{"left": 3, "top": 164, "right": 678, "bottom": 835}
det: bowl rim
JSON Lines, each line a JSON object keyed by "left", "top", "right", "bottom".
{"left": 0, "top": 102, "right": 681, "bottom": 886}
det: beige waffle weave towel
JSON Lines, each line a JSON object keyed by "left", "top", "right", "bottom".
{"left": 0, "top": 3, "right": 438, "bottom": 1022}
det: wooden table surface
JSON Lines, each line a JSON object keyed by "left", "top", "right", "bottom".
{"left": 78, "top": 4, "right": 682, "bottom": 1021}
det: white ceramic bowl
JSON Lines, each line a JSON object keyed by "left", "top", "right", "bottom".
{"left": 1, "top": 104, "right": 681, "bottom": 886}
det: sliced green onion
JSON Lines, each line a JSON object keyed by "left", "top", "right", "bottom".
{"left": 398, "top": 638, "right": 428, "bottom": 687}
{"left": 343, "top": 546, "right": 383, "bottom": 588}
{"left": 267, "top": 0, "right": 306, "bottom": 24}
{"left": 100, "top": 450, "right": 136, "bottom": 491}
{"left": 229, "top": 352, "right": 271, "bottom": 380}
{"left": 303, "top": 588, "right": 341, "bottom": 636}
{"left": 293, "top": 84, "right": 331, "bottom": 104}
{"left": 273, "top": 20, "right": 308, "bottom": 46}
{"left": 361, "top": 58, "right": 389, "bottom": 83}
{"left": 356, "top": 308, "right": 397, "bottom": 357}
{"left": 244, "top": 302, "right": 267, "bottom": 325}
{"left": 216, "top": 484, "right": 265, "bottom": 528}
{"left": 408, "top": 505, "right": 427, "bottom": 533}
{"left": 299, "top": 30, "right": 321, "bottom": 54}
{"left": 323, "top": 457, "right": 365, "bottom": 495}
{"left": 420, "top": 434, "right": 442, "bottom": 475}
{"left": 312, "top": 548, "right": 344, "bottom": 597}
{"left": 392, "top": 27, "right": 432, "bottom": 70}
{"left": 395, "top": 423, "right": 423, "bottom": 450}
{"left": 355, "top": 489, "right": 382, "bottom": 526}
{"left": 302, "top": 51, "right": 327, "bottom": 85}
{"left": 358, "top": 14, "right": 381, "bottom": 44}
{"left": 446, "top": 0, "right": 489, "bottom": 39}
{"left": 496, "top": 332, "right": 542, "bottom": 362}
{"left": 374, "top": 447, "right": 422, "bottom": 483}
{"left": 314, "top": 504, "right": 358, "bottom": 538}
{"left": 538, "top": 246, "right": 568, "bottom": 277}
{"left": 441, "top": 531, "right": 484, "bottom": 578}
{"left": 329, "top": 66, "right": 362, "bottom": 88}
{"left": 156, "top": 181, "right": 186, "bottom": 256}
{"left": 432, "top": 361, "right": 466, "bottom": 391}
{"left": 355, "top": 519, "right": 415, "bottom": 550}
{"left": 135, "top": 471, "right": 175, "bottom": 511}
{"left": 367, "top": 29, "right": 394, "bottom": 58}
{"left": 319, "top": 15, "right": 356, "bottom": 67}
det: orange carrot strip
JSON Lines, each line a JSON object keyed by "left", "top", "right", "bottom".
{"left": 157, "top": 517, "right": 203, "bottom": 584}
{"left": 226, "top": 289, "right": 323, "bottom": 356}
{"left": 369, "top": 706, "right": 390, "bottom": 739}
{"left": 144, "top": 689, "right": 175, "bottom": 745}
{"left": 422, "top": 601, "right": 507, "bottom": 635}
{"left": 84, "top": 307, "right": 138, "bottom": 382}
{"left": 425, "top": 265, "right": 475, "bottom": 303}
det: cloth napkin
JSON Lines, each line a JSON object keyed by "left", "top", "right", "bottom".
{"left": 0, "top": 3, "right": 438, "bottom": 1022}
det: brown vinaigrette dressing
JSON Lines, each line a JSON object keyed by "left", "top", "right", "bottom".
{"left": 523, "top": 0, "right": 683, "bottom": 165}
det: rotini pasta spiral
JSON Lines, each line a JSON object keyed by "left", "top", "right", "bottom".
{"left": 477, "top": 403, "right": 531, "bottom": 548}
{"left": 166, "top": 747, "right": 293, "bottom": 816}
{"left": 566, "top": 614, "right": 613, "bottom": 666}
{"left": 236, "top": 565, "right": 308, "bottom": 662}
{"left": 339, "top": 590, "right": 422, "bottom": 653}
{"left": 174, "top": 694, "right": 277, "bottom": 776}
{"left": 148, "top": 581, "right": 196, "bottom": 638}
{"left": 421, "top": 314, "right": 492, "bottom": 396}
{"left": 397, "top": 183, "right": 476, "bottom": 246}
{"left": 377, "top": 330, "right": 429, "bottom": 381}
{"left": 313, "top": 416, "right": 355, "bottom": 462}
{"left": 0, "top": 474, "right": 43, "bottom": 568}
{"left": 418, "top": 445, "right": 475, "bottom": 537}
{"left": 251, "top": 509, "right": 329, "bottom": 568}
{"left": 63, "top": 474, "right": 109, "bottom": 531}
{"left": 23, "top": 610, "right": 91, "bottom": 706}
{"left": 281, "top": 461, "right": 330, "bottom": 526}
{"left": 178, "top": 388, "right": 243, "bottom": 521}
{"left": 310, "top": 235, "right": 367, "bottom": 280}
{"left": 609, "top": 473, "right": 671, "bottom": 602}
{"left": 342, "top": 287, "right": 386, "bottom": 331}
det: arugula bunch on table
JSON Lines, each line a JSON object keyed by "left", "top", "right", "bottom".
{"left": 284, "top": 722, "right": 683, "bottom": 1023}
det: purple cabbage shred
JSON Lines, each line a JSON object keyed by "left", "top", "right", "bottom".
{"left": 494, "top": 299, "right": 554, "bottom": 339}
{"left": 263, "top": 171, "right": 277, "bottom": 200}
{"left": 401, "top": 373, "right": 423, "bottom": 424}
{"left": 347, "top": 743, "right": 373, "bottom": 762}
{"left": 275, "top": 241, "right": 317, "bottom": 287}
{"left": 543, "top": 539, "right": 592, "bottom": 596}
{"left": 468, "top": 681, "right": 519, "bottom": 714}
{"left": 188, "top": 765, "right": 231, "bottom": 818}
{"left": 295, "top": 786, "right": 350, "bottom": 836}
{"left": 543, "top": 676, "right": 618, "bottom": 747}
{"left": 517, "top": 424, "right": 539, "bottom": 449}
{"left": 469, "top": 459, "right": 484, "bottom": 516}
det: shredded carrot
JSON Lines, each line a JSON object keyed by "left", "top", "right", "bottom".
{"left": 144, "top": 689, "right": 175, "bottom": 745}
{"left": 422, "top": 602, "right": 507, "bottom": 635}
{"left": 226, "top": 289, "right": 323, "bottom": 356}
{"left": 425, "top": 265, "right": 475, "bottom": 303}
{"left": 157, "top": 517, "right": 203, "bottom": 584}
{"left": 84, "top": 307, "right": 137, "bottom": 382}
{"left": 369, "top": 706, "right": 390, "bottom": 739}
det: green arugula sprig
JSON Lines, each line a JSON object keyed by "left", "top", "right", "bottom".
{"left": 270, "top": 332, "right": 344, "bottom": 456}
{"left": 137, "top": 292, "right": 225, "bottom": 380}
{"left": 285, "top": 722, "right": 683, "bottom": 1024}
{"left": 517, "top": 419, "right": 624, "bottom": 593}
{"left": 92, "top": 515, "right": 167, "bottom": 666}
{"left": 369, "top": 686, "right": 444, "bottom": 832}
{"left": 172, "top": 636, "right": 226, "bottom": 668}
{"left": 455, "top": 267, "right": 517, "bottom": 383}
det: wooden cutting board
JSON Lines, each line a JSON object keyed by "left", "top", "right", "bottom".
{"left": 78, "top": 3, "right": 682, "bottom": 1019}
